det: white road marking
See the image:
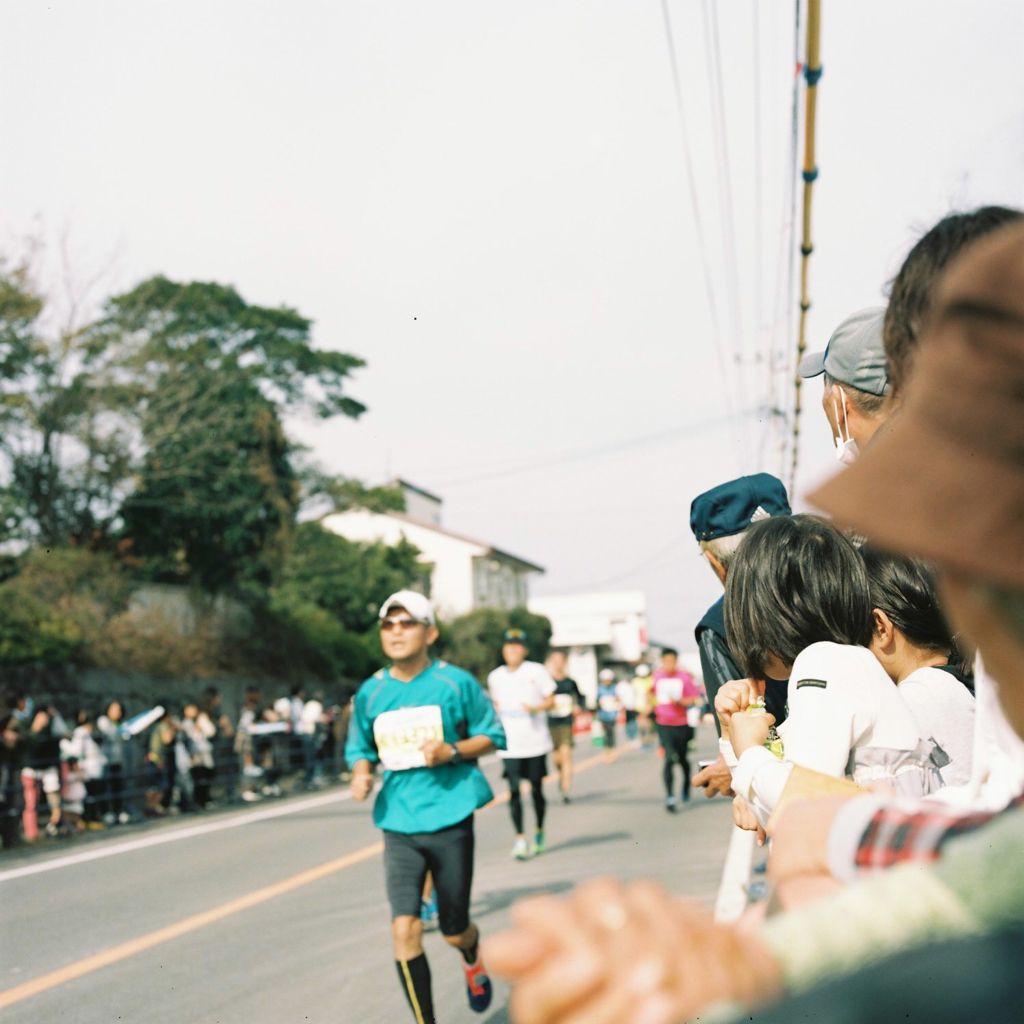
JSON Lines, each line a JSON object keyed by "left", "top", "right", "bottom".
{"left": 1, "top": 752, "right": 507, "bottom": 884}
{"left": 0, "top": 787, "right": 355, "bottom": 884}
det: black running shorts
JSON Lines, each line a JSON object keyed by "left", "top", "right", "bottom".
{"left": 502, "top": 753, "right": 548, "bottom": 786}
{"left": 383, "top": 815, "right": 474, "bottom": 936}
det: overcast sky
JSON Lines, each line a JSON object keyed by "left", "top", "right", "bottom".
{"left": 3, "top": 1, "right": 1023, "bottom": 647}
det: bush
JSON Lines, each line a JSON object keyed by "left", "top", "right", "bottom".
{"left": 438, "top": 607, "right": 552, "bottom": 685}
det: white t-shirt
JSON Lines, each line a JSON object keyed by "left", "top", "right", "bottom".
{"left": 731, "top": 642, "right": 940, "bottom": 825}
{"left": 928, "top": 653, "right": 1024, "bottom": 809}
{"left": 488, "top": 661, "right": 557, "bottom": 758}
{"left": 897, "top": 666, "right": 975, "bottom": 788}
{"left": 616, "top": 681, "right": 637, "bottom": 711}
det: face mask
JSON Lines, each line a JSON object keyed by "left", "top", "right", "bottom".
{"left": 832, "top": 387, "right": 860, "bottom": 466}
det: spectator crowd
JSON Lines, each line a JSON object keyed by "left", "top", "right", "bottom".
{"left": 0, "top": 684, "right": 353, "bottom": 847}
{"left": 483, "top": 207, "right": 1024, "bottom": 1023}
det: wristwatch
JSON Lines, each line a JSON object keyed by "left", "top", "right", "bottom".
{"left": 447, "top": 743, "right": 465, "bottom": 766}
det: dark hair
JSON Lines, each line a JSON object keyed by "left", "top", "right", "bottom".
{"left": 884, "top": 206, "right": 1023, "bottom": 397}
{"left": 724, "top": 515, "right": 874, "bottom": 678}
{"left": 859, "top": 546, "right": 971, "bottom": 676}
{"left": 661, "top": 647, "right": 678, "bottom": 659}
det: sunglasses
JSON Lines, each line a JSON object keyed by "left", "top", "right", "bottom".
{"left": 380, "top": 616, "right": 423, "bottom": 631}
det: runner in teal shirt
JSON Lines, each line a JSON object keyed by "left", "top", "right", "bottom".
{"left": 346, "top": 658, "right": 507, "bottom": 833}
{"left": 347, "top": 590, "right": 505, "bottom": 1024}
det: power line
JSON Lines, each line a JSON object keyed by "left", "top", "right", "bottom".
{"left": 658, "top": 0, "right": 742, "bottom": 457}
{"left": 429, "top": 407, "right": 758, "bottom": 489}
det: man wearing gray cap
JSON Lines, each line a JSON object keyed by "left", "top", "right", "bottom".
{"left": 798, "top": 307, "right": 891, "bottom": 465}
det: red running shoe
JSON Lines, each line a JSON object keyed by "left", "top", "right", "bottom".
{"left": 463, "top": 955, "right": 493, "bottom": 1013}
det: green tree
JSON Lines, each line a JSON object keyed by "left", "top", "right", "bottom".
{"left": 0, "top": 251, "right": 132, "bottom": 547}
{"left": 268, "top": 521, "right": 426, "bottom": 679}
{"left": 439, "top": 606, "right": 553, "bottom": 685}
{"left": 85, "top": 276, "right": 366, "bottom": 419}
{"left": 120, "top": 365, "right": 299, "bottom": 593}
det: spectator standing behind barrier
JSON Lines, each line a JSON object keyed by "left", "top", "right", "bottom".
{"left": 482, "top": 223, "right": 1024, "bottom": 1024}
{"left": 689, "top": 473, "right": 792, "bottom": 800}
{"left": 652, "top": 648, "right": 701, "bottom": 811}
{"left": 862, "top": 547, "right": 975, "bottom": 787}
{"left": 181, "top": 700, "right": 215, "bottom": 808}
{"left": 298, "top": 691, "right": 325, "bottom": 789}
{"left": 62, "top": 711, "right": 107, "bottom": 829}
{"left": 882, "top": 205, "right": 1023, "bottom": 403}
{"left": 199, "top": 686, "right": 234, "bottom": 802}
{"left": 97, "top": 701, "right": 130, "bottom": 824}
{"left": 27, "top": 706, "right": 69, "bottom": 837}
{"left": 0, "top": 714, "right": 26, "bottom": 848}
{"left": 797, "top": 307, "right": 891, "bottom": 464}
{"left": 719, "top": 515, "right": 945, "bottom": 832}
{"left": 146, "top": 709, "right": 177, "bottom": 815}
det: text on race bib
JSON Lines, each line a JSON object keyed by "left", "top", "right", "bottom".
{"left": 599, "top": 695, "right": 619, "bottom": 712}
{"left": 553, "top": 694, "right": 575, "bottom": 716}
{"left": 373, "top": 705, "right": 444, "bottom": 771}
{"left": 656, "top": 679, "right": 684, "bottom": 704}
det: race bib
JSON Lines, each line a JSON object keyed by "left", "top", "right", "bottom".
{"left": 656, "top": 679, "right": 684, "bottom": 704}
{"left": 373, "top": 705, "right": 444, "bottom": 771}
{"left": 599, "top": 695, "right": 618, "bottom": 712}
{"left": 553, "top": 694, "right": 574, "bottom": 716}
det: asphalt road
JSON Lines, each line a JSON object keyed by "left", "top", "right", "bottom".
{"left": 0, "top": 726, "right": 733, "bottom": 1024}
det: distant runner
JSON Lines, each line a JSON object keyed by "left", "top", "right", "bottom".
{"left": 347, "top": 591, "right": 506, "bottom": 1024}
{"left": 488, "top": 629, "right": 556, "bottom": 860}
{"left": 545, "top": 649, "right": 582, "bottom": 804}
{"left": 652, "top": 647, "right": 702, "bottom": 811}
{"left": 596, "top": 668, "right": 621, "bottom": 758}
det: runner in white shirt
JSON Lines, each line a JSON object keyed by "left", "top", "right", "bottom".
{"left": 862, "top": 546, "right": 976, "bottom": 787}
{"left": 717, "top": 516, "right": 943, "bottom": 830}
{"left": 488, "top": 629, "right": 556, "bottom": 859}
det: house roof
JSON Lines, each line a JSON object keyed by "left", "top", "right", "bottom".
{"left": 336, "top": 509, "right": 545, "bottom": 575}
{"left": 386, "top": 477, "right": 443, "bottom": 504}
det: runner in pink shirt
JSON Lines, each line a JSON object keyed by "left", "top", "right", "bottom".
{"left": 652, "top": 648, "right": 702, "bottom": 811}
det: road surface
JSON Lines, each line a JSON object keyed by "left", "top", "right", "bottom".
{"left": 0, "top": 727, "right": 733, "bottom": 1024}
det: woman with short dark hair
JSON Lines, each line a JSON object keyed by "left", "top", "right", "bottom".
{"left": 719, "top": 515, "right": 942, "bottom": 827}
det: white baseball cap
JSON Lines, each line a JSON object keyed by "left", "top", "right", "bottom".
{"left": 598, "top": 668, "right": 615, "bottom": 682}
{"left": 635, "top": 664, "right": 651, "bottom": 677}
{"left": 379, "top": 590, "right": 436, "bottom": 625}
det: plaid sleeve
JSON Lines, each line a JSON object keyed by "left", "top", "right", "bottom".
{"left": 855, "top": 793, "right": 1024, "bottom": 871}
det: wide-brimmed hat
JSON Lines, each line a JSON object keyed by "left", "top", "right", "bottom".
{"left": 810, "top": 222, "right": 1024, "bottom": 587}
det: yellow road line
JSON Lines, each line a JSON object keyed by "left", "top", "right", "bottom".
{"left": 0, "top": 741, "right": 634, "bottom": 1010}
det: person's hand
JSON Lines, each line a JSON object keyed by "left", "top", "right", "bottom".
{"left": 713, "top": 678, "right": 762, "bottom": 731}
{"left": 421, "top": 739, "right": 451, "bottom": 767}
{"left": 483, "top": 877, "right": 783, "bottom": 1024}
{"left": 350, "top": 771, "right": 374, "bottom": 802}
{"left": 727, "top": 711, "right": 775, "bottom": 757}
{"left": 767, "top": 795, "right": 859, "bottom": 883}
{"left": 732, "top": 795, "right": 766, "bottom": 846}
{"left": 692, "top": 753, "right": 734, "bottom": 798}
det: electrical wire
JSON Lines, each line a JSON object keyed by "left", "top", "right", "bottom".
{"left": 658, "top": 0, "right": 742, "bottom": 458}
{"left": 429, "top": 407, "right": 758, "bottom": 489}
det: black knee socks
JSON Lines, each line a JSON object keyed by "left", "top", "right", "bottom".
{"left": 396, "top": 953, "right": 435, "bottom": 1024}
{"left": 509, "top": 789, "right": 524, "bottom": 833}
{"left": 532, "top": 780, "right": 546, "bottom": 830}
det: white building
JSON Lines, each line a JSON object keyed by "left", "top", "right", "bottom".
{"left": 322, "top": 479, "right": 544, "bottom": 619}
{"left": 528, "top": 590, "right": 650, "bottom": 704}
